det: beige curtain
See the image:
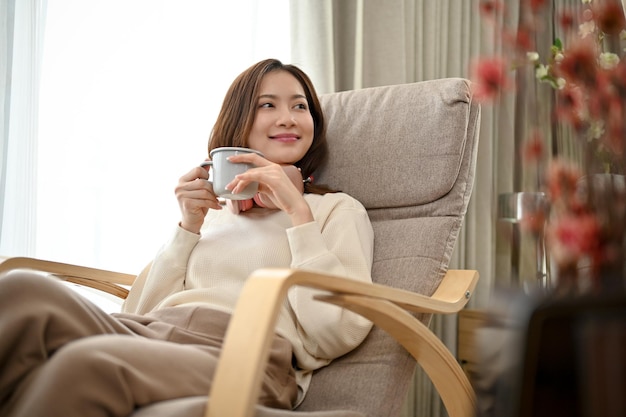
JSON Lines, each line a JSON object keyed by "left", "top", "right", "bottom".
{"left": 290, "top": 1, "right": 520, "bottom": 415}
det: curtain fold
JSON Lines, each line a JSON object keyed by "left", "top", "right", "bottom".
{"left": 0, "top": 0, "right": 47, "bottom": 257}
{"left": 290, "top": 1, "right": 517, "bottom": 415}
{"left": 0, "top": 0, "right": 14, "bottom": 241}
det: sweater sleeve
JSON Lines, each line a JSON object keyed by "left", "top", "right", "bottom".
{"left": 286, "top": 194, "right": 375, "bottom": 361}
{"left": 121, "top": 225, "right": 201, "bottom": 314}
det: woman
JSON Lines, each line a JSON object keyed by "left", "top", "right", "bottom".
{"left": 0, "top": 59, "right": 374, "bottom": 416}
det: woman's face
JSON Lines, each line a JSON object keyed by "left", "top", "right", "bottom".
{"left": 247, "top": 70, "right": 314, "bottom": 165}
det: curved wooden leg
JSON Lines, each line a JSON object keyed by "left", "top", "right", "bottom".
{"left": 321, "top": 294, "right": 476, "bottom": 417}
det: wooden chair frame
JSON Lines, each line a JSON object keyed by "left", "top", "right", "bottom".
{"left": 0, "top": 256, "right": 478, "bottom": 417}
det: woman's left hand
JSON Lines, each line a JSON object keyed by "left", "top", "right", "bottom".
{"left": 226, "top": 153, "right": 314, "bottom": 226}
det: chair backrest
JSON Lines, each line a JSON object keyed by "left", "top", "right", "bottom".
{"left": 297, "top": 79, "right": 481, "bottom": 415}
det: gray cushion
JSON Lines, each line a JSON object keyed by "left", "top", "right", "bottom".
{"left": 317, "top": 78, "right": 474, "bottom": 212}
{"left": 299, "top": 78, "right": 479, "bottom": 416}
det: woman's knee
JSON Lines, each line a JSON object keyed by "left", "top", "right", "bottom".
{"left": 40, "top": 336, "right": 137, "bottom": 390}
{"left": 0, "top": 270, "right": 61, "bottom": 305}
{"left": 13, "top": 336, "right": 138, "bottom": 417}
{"left": 47, "top": 337, "right": 108, "bottom": 375}
{"left": 0, "top": 271, "right": 95, "bottom": 333}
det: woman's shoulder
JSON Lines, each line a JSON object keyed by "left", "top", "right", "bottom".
{"left": 304, "top": 192, "right": 367, "bottom": 212}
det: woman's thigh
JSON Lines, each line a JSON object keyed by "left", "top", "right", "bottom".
{"left": 0, "top": 271, "right": 135, "bottom": 403}
{"left": 6, "top": 334, "right": 221, "bottom": 417}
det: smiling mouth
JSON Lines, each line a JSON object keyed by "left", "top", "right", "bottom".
{"left": 270, "top": 134, "right": 299, "bottom": 142}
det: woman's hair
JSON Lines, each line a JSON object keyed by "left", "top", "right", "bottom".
{"left": 208, "top": 59, "right": 333, "bottom": 194}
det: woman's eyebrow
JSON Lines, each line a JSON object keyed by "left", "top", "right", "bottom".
{"left": 258, "top": 94, "right": 307, "bottom": 100}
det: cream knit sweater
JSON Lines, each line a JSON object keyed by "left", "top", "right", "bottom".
{"left": 121, "top": 192, "right": 374, "bottom": 400}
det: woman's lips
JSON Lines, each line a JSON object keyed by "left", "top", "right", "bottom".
{"left": 270, "top": 134, "right": 299, "bottom": 142}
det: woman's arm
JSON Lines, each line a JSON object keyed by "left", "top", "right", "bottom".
{"left": 287, "top": 195, "right": 375, "bottom": 359}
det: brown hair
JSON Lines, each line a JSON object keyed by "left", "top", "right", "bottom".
{"left": 208, "top": 59, "right": 333, "bottom": 194}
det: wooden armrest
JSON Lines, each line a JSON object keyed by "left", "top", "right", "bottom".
{"left": 0, "top": 256, "right": 136, "bottom": 299}
{"left": 207, "top": 268, "right": 478, "bottom": 417}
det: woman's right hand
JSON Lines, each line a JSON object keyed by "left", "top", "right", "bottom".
{"left": 175, "top": 165, "right": 222, "bottom": 234}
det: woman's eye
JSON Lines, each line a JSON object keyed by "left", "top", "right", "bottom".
{"left": 295, "top": 103, "right": 307, "bottom": 110}
{"left": 259, "top": 102, "right": 274, "bottom": 108}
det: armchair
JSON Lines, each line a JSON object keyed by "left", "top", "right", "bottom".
{"left": 0, "top": 78, "right": 481, "bottom": 417}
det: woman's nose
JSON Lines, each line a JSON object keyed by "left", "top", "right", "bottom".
{"left": 276, "top": 107, "right": 296, "bottom": 126}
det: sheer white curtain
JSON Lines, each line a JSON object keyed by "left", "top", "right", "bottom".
{"left": 0, "top": 0, "right": 47, "bottom": 260}
{"left": 1, "top": 0, "right": 290, "bottom": 274}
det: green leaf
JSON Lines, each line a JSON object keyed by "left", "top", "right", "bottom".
{"left": 553, "top": 38, "right": 563, "bottom": 50}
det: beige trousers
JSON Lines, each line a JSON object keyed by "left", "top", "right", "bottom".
{"left": 0, "top": 270, "right": 297, "bottom": 417}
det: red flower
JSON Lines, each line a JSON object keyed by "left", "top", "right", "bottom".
{"left": 548, "top": 213, "right": 600, "bottom": 264}
{"left": 558, "top": 9, "right": 576, "bottom": 31}
{"left": 546, "top": 159, "right": 583, "bottom": 206}
{"left": 607, "top": 60, "right": 626, "bottom": 99}
{"left": 474, "top": 0, "right": 626, "bottom": 293}
{"left": 555, "top": 85, "right": 586, "bottom": 131}
{"left": 516, "top": 28, "right": 535, "bottom": 51}
{"left": 556, "top": 38, "right": 599, "bottom": 87}
{"left": 479, "top": 0, "right": 504, "bottom": 18}
{"left": 523, "top": 130, "right": 545, "bottom": 162}
{"left": 594, "top": 0, "right": 626, "bottom": 35}
{"left": 605, "top": 97, "right": 626, "bottom": 155}
{"left": 587, "top": 70, "right": 614, "bottom": 120}
{"left": 503, "top": 27, "right": 535, "bottom": 52}
{"left": 470, "top": 57, "right": 511, "bottom": 102}
{"left": 527, "top": 0, "right": 549, "bottom": 13}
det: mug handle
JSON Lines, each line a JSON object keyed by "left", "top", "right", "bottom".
{"left": 200, "top": 161, "right": 213, "bottom": 187}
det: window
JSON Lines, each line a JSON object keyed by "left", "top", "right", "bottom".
{"left": 34, "top": 0, "right": 290, "bottom": 273}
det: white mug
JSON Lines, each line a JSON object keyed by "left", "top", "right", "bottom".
{"left": 201, "top": 147, "right": 263, "bottom": 200}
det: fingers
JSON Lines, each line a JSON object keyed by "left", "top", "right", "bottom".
{"left": 176, "top": 187, "right": 221, "bottom": 218}
{"left": 207, "top": 157, "right": 312, "bottom": 224}
{"left": 175, "top": 166, "right": 221, "bottom": 233}
{"left": 226, "top": 163, "right": 286, "bottom": 196}
{"left": 180, "top": 166, "right": 209, "bottom": 183}
{"left": 229, "top": 164, "right": 305, "bottom": 213}
{"left": 226, "top": 153, "right": 270, "bottom": 167}
{"left": 175, "top": 167, "right": 215, "bottom": 205}
{"left": 221, "top": 154, "right": 269, "bottom": 196}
